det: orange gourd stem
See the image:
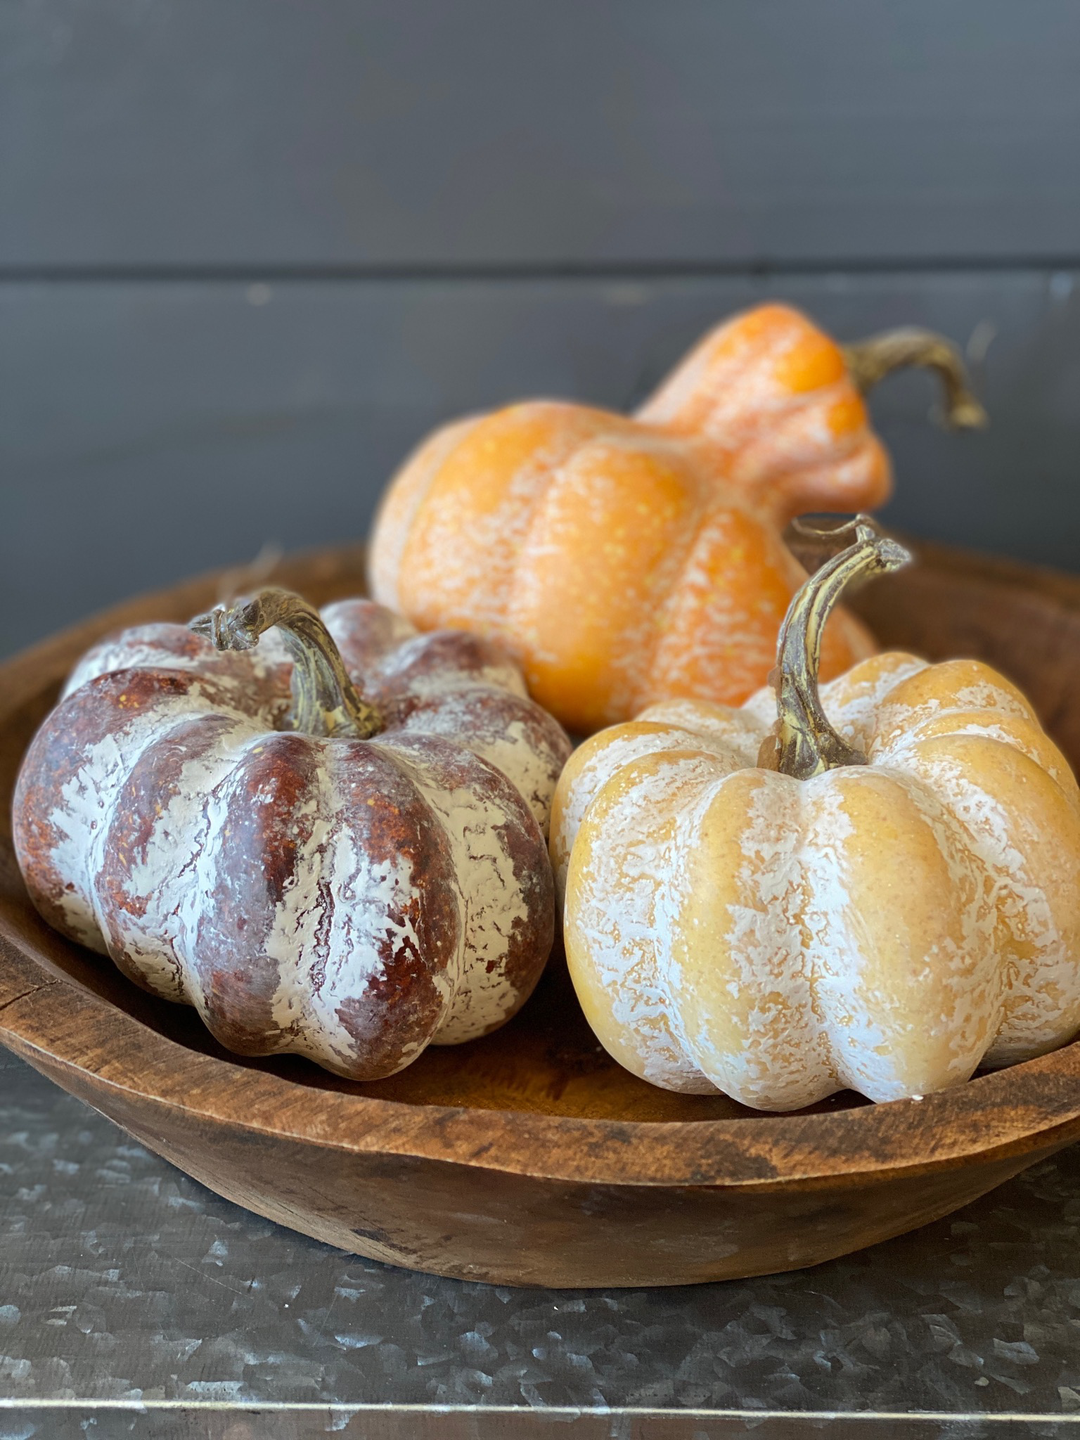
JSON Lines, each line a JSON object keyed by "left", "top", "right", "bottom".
{"left": 842, "top": 328, "right": 988, "bottom": 430}
{"left": 759, "top": 519, "right": 912, "bottom": 778}
{"left": 191, "top": 588, "right": 384, "bottom": 739}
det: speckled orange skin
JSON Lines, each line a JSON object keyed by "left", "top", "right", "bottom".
{"left": 370, "top": 304, "right": 886, "bottom": 736}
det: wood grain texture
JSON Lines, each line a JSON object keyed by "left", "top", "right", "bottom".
{"left": 4, "top": 543, "right": 1080, "bottom": 1287}
{"left": 3, "top": 1, "right": 1080, "bottom": 268}
{"left": 3, "top": 268, "right": 1079, "bottom": 660}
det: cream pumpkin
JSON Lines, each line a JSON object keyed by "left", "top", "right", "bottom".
{"left": 552, "top": 522, "right": 1080, "bottom": 1110}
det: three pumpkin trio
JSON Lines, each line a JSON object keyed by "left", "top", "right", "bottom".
{"left": 15, "top": 305, "right": 1080, "bottom": 1111}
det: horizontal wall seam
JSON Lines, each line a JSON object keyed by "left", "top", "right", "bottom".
{"left": 1, "top": 256, "right": 1079, "bottom": 285}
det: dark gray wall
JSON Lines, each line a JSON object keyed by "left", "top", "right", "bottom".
{"left": 3, "top": 2, "right": 1080, "bottom": 657}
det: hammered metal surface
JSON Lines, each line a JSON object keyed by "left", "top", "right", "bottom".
{"left": 3, "top": 1046, "right": 1080, "bottom": 1436}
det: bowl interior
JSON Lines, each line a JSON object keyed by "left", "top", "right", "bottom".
{"left": 5, "top": 540, "right": 1080, "bottom": 1125}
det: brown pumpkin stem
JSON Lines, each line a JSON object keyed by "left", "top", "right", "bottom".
{"left": 191, "top": 588, "right": 383, "bottom": 740}
{"left": 758, "top": 518, "right": 911, "bottom": 779}
{"left": 842, "top": 327, "right": 989, "bottom": 430}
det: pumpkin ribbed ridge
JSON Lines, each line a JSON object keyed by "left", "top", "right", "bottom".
{"left": 554, "top": 654, "right": 1080, "bottom": 1109}
{"left": 15, "top": 599, "right": 569, "bottom": 1080}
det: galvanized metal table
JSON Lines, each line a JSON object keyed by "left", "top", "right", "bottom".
{"left": 2, "top": 1045, "right": 1079, "bottom": 1439}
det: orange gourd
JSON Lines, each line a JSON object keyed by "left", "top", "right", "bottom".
{"left": 370, "top": 304, "right": 984, "bottom": 735}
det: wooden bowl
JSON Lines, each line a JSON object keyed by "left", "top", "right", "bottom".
{"left": 4, "top": 541, "right": 1080, "bottom": 1288}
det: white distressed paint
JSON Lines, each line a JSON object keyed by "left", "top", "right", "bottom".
{"left": 560, "top": 651, "right": 1080, "bottom": 1108}
{"left": 22, "top": 592, "right": 563, "bottom": 1079}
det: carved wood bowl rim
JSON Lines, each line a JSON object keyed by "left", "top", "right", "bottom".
{"left": 3, "top": 541, "right": 1080, "bottom": 1198}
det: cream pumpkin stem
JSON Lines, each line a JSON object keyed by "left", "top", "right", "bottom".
{"left": 191, "top": 587, "right": 383, "bottom": 740}
{"left": 760, "top": 519, "right": 911, "bottom": 779}
{"left": 841, "top": 327, "right": 988, "bottom": 430}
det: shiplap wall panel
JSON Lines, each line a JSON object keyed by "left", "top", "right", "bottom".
{"left": 3, "top": 270, "right": 1077, "bottom": 657}
{"left": 3, "top": 0, "right": 1080, "bottom": 268}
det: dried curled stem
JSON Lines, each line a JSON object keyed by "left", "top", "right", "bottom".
{"left": 191, "top": 587, "right": 382, "bottom": 740}
{"left": 842, "top": 327, "right": 988, "bottom": 430}
{"left": 758, "top": 518, "right": 912, "bottom": 779}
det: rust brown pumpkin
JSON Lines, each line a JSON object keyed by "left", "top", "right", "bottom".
{"left": 13, "top": 589, "right": 571, "bottom": 1080}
